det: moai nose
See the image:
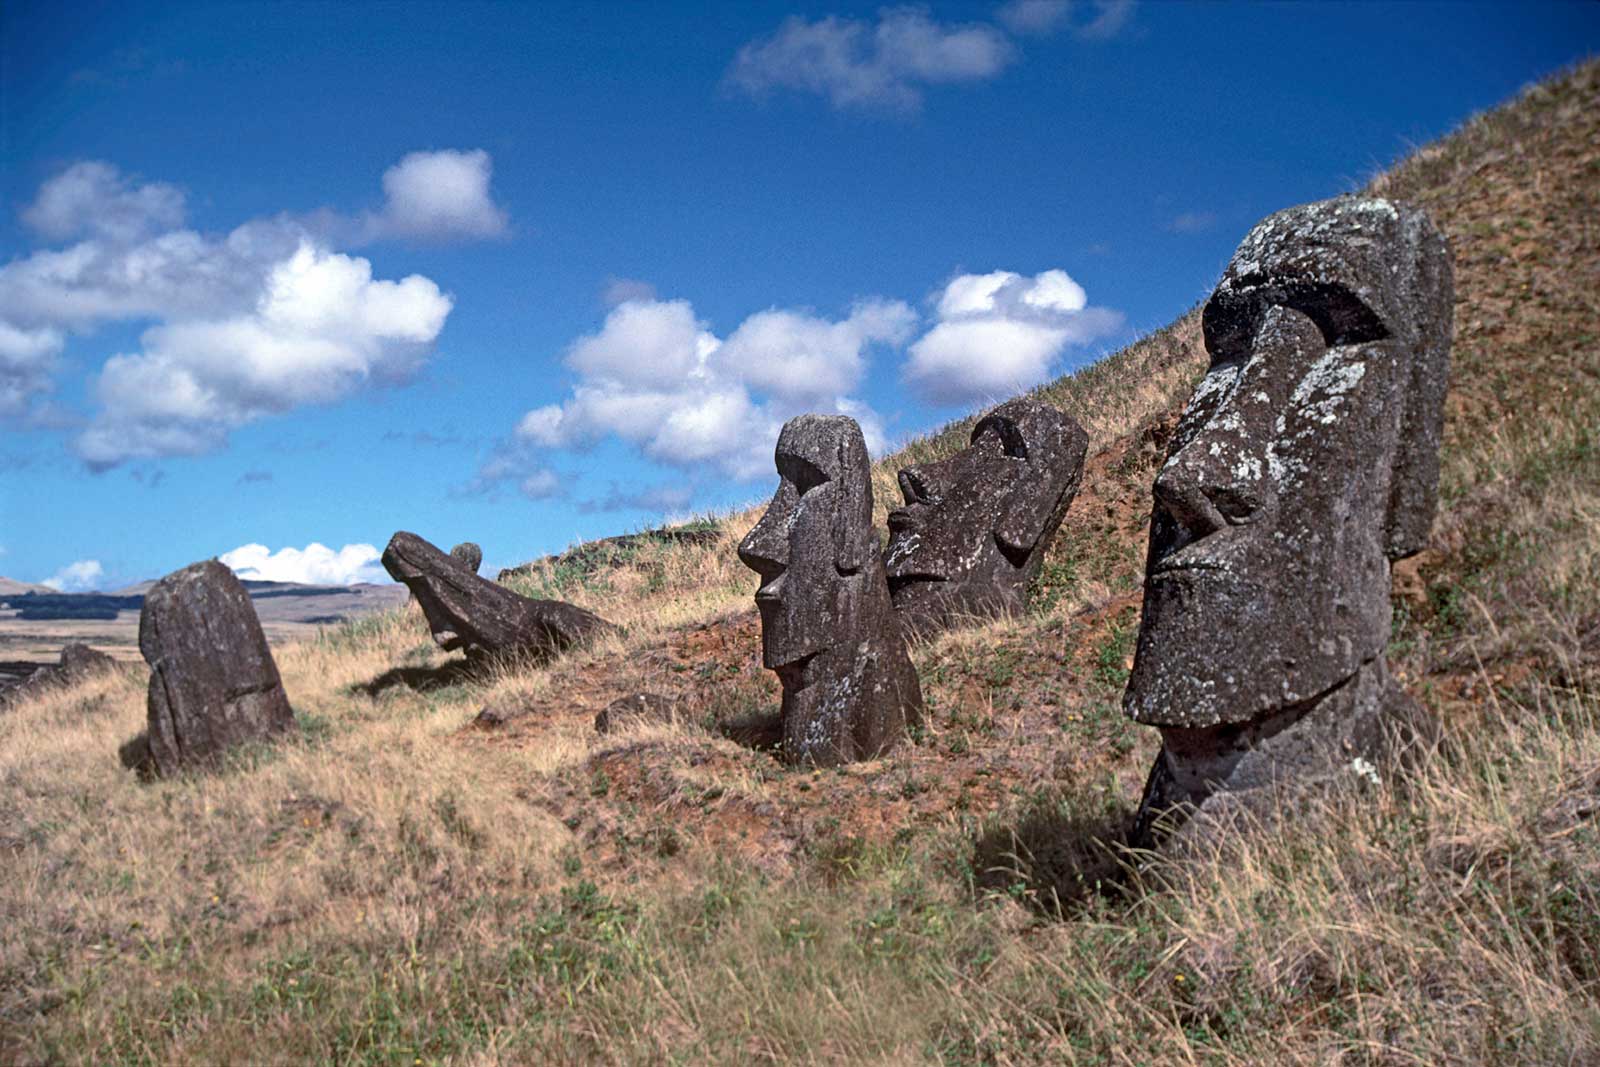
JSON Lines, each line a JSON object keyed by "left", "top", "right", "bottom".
{"left": 1154, "top": 427, "right": 1271, "bottom": 542}
{"left": 737, "top": 497, "right": 791, "bottom": 580}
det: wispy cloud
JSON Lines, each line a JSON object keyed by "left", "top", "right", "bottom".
{"left": 727, "top": 8, "right": 1016, "bottom": 113}
{"left": 729, "top": 2, "right": 1136, "bottom": 113}
{"left": 601, "top": 277, "right": 658, "bottom": 307}
{"left": 577, "top": 481, "right": 695, "bottom": 515}
{"left": 1169, "top": 210, "right": 1218, "bottom": 234}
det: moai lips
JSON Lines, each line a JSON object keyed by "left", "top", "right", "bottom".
{"left": 1123, "top": 195, "right": 1453, "bottom": 841}
{"left": 738, "top": 414, "right": 923, "bottom": 767}
{"left": 884, "top": 398, "right": 1087, "bottom": 635}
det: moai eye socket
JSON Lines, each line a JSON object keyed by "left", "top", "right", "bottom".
{"left": 778, "top": 454, "right": 830, "bottom": 495}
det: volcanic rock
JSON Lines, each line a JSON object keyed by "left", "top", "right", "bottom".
{"left": 1, "top": 643, "right": 118, "bottom": 708}
{"left": 885, "top": 398, "right": 1087, "bottom": 635}
{"left": 131, "top": 560, "right": 296, "bottom": 777}
{"left": 449, "top": 542, "right": 483, "bottom": 575}
{"left": 1122, "top": 195, "right": 1453, "bottom": 842}
{"left": 738, "top": 414, "right": 922, "bottom": 767}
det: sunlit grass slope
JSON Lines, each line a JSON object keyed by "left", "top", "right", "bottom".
{"left": 2, "top": 60, "right": 1597, "bottom": 1065}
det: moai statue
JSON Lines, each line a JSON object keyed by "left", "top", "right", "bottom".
{"left": 738, "top": 415, "right": 923, "bottom": 766}
{"left": 128, "top": 560, "right": 296, "bottom": 777}
{"left": 1123, "top": 195, "right": 1453, "bottom": 842}
{"left": 884, "top": 398, "right": 1088, "bottom": 635}
{"left": 383, "top": 531, "right": 612, "bottom": 662}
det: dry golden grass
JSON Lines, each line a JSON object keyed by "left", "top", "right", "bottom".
{"left": 2, "top": 60, "right": 1598, "bottom": 1067}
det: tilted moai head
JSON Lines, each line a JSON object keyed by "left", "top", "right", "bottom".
{"left": 738, "top": 414, "right": 923, "bottom": 766}
{"left": 1123, "top": 196, "right": 1452, "bottom": 831}
{"left": 885, "top": 399, "right": 1088, "bottom": 634}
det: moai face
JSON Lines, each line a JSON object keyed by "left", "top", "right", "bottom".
{"left": 1124, "top": 196, "right": 1453, "bottom": 730}
{"left": 884, "top": 399, "right": 1087, "bottom": 633}
{"left": 738, "top": 415, "right": 878, "bottom": 687}
{"left": 738, "top": 414, "right": 923, "bottom": 766}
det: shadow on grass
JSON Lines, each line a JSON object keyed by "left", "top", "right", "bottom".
{"left": 354, "top": 658, "right": 486, "bottom": 697}
{"left": 717, "top": 707, "right": 784, "bottom": 752}
{"left": 971, "top": 786, "right": 1142, "bottom": 917}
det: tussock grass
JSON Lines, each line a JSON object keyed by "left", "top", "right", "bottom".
{"left": 2, "top": 60, "right": 1598, "bottom": 1066}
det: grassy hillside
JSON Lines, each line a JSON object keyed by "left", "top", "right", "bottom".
{"left": 3, "top": 61, "right": 1597, "bottom": 1065}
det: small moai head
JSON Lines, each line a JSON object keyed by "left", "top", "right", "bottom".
{"left": 449, "top": 542, "right": 483, "bottom": 575}
{"left": 884, "top": 398, "right": 1087, "bottom": 633}
{"left": 1124, "top": 195, "right": 1453, "bottom": 729}
{"left": 737, "top": 414, "right": 878, "bottom": 687}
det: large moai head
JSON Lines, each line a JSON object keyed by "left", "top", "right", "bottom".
{"left": 1124, "top": 194, "right": 1452, "bottom": 732}
{"left": 738, "top": 414, "right": 922, "bottom": 766}
{"left": 885, "top": 399, "right": 1088, "bottom": 635}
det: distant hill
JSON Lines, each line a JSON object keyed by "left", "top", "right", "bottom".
{"left": 0, "top": 578, "right": 55, "bottom": 597}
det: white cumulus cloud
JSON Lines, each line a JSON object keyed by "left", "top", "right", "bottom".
{"left": 0, "top": 160, "right": 458, "bottom": 463}
{"left": 43, "top": 559, "right": 104, "bottom": 592}
{"left": 905, "top": 268, "right": 1123, "bottom": 405}
{"left": 365, "top": 149, "right": 509, "bottom": 241}
{"left": 75, "top": 242, "right": 451, "bottom": 468}
{"left": 220, "top": 542, "right": 388, "bottom": 586}
{"left": 0, "top": 320, "right": 65, "bottom": 417}
{"left": 728, "top": 8, "right": 1015, "bottom": 112}
{"left": 21, "top": 161, "right": 186, "bottom": 243}
{"left": 490, "top": 295, "right": 911, "bottom": 490}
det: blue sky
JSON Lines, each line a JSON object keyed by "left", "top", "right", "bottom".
{"left": 2, "top": 0, "right": 1596, "bottom": 590}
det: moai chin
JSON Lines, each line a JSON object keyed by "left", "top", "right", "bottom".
{"left": 1123, "top": 195, "right": 1453, "bottom": 841}
{"left": 738, "top": 414, "right": 923, "bottom": 767}
{"left": 884, "top": 398, "right": 1088, "bottom": 636}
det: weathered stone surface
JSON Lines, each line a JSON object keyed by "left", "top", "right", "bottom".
{"left": 1122, "top": 195, "right": 1452, "bottom": 840}
{"left": 594, "top": 692, "right": 678, "bottom": 734}
{"left": 885, "top": 399, "right": 1088, "bottom": 635}
{"left": 738, "top": 415, "right": 922, "bottom": 766}
{"left": 1, "top": 643, "right": 118, "bottom": 708}
{"left": 135, "top": 560, "right": 296, "bottom": 777}
{"left": 382, "top": 531, "right": 613, "bottom": 661}
{"left": 449, "top": 542, "right": 483, "bottom": 575}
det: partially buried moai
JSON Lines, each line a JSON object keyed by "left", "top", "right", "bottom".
{"left": 739, "top": 414, "right": 923, "bottom": 766}
{"left": 125, "top": 560, "right": 297, "bottom": 777}
{"left": 884, "top": 398, "right": 1088, "bottom": 635}
{"left": 1123, "top": 195, "right": 1453, "bottom": 841}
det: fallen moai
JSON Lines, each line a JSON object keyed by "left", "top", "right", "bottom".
{"left": 885, "top": 398, "right": 1088, "bottom": 635}
{"left": 1, "top": 643, "right": 118, "bottom": 708}
{"left": 124, "top": 560, "right": 296, "bottom": 777}
{"left": 1122, "top": 194, "right": 1453, "bottom": 842}
{"left": 382, "top": 531, "right": 613, "bottom": 661}
{"left": 738, "top": 414, "right": 922, "bottom": 766}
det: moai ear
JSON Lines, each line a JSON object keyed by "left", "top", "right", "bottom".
{"left": 989, "top": 406, "right": 1088, "bottom": 562}
{"left": 831, "top": 424, "right": 877, "bottom": 574}
{"left": 1382, "top": 210, "right": 1453, "bottom": 561}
